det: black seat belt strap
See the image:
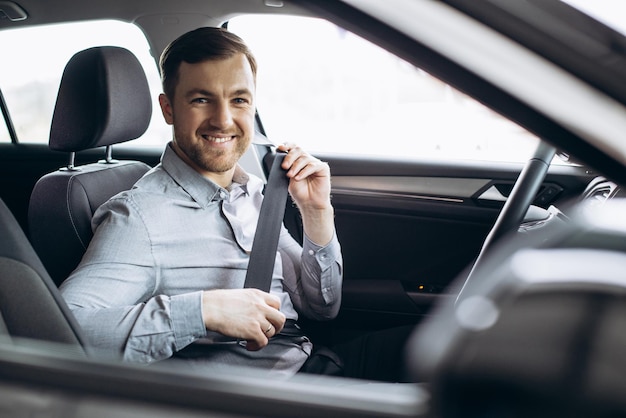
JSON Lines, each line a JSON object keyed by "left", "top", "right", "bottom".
{"left": 243, "top": 151, "right": 289, "bottom": 291}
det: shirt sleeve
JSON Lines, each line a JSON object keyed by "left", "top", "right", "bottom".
{"left": 278, "top": 227, "right": 343, "bottom": 321}
{"left": 60, "top": 195, "right": 206, "bottom": 364}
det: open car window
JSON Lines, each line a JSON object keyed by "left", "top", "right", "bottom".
{"left": 0, "top": 20, "right": 169, "bottom": 146}
{"left": 229, "top": 14, "right": 541, "bottom": 164}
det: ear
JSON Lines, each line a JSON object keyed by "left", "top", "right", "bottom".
{"left": 159, "top": 93, "right": 174, "bottom": 125}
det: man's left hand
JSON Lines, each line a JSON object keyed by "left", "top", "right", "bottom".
{"left": 277, "top": 143, "right": 334, "bottom": 246}
{"left": 278, "top": 143, "right": 331, "bottom": 210}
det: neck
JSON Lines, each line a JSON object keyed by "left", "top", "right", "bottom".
{"left": 204, "top": 170, "right": 234, "bottom": 189}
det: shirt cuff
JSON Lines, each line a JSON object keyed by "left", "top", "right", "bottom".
{"left": 303, "top": 232, "right": 342, "bottom": 304}
{"left": 302, "top": 231, "right": 341, "bottom": 270}
{"left": 170, "top": 291, "right": 207, "bottom": 350}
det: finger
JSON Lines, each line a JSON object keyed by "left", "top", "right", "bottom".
{"left": 279, "top": 145, "right": 305, "bottom": 170}
{"left": 292, "top": 160, "right": 329, "bottom": 181}
{"left": 283, "top": 152, "right": 317, "bottom": 178}
{"left": 259, "top": 300, "right": 286, "bottom": 332}
{"left": 287, "top": 156, "right": 313, "bottom": 178}
{"left": 248, "top": 289, "right": 284, "bottom": 331}
{"left": 246, "top": 341, "right": 261, "bottom": 351}
{"left": 261, "top": 322, "right": 280, "bottom": 339}
{"left": 250, "top": 289, "right": 285, "bottom": 333}
{"left": 245, "top": 323, "right": 271, "bottom": 351}
{"left": 278, "top": 145, "right": 329, "bottom": 181}
{"left": 265, "top": 309, "right": 286, "bottom": 334}
{"left": 263, "top": 322, "right": 275, "bottom": 336}
{"left": 244, "top": 288, "right": 280, "bottom": 308}
{"left": 277, "top": 142, "right": 297, "bottom": 153}
{"left": 245, "top": 317, "right": 282, "bottom": 351}
{"left": 245, "top": 338, "right": 265, "bottom": 351}
{"left": 254, "top": 289, "right": 281, "bottom": 310}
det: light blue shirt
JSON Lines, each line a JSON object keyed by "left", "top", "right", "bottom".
{"left": 60, "top": 144, "right": 343, "bottom": 375}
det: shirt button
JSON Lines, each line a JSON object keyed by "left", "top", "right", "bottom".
{"left": 219, "top": 190, "right": 227, "bottom": 199}
{"left": 308, "top": 250, "right": 315, "bottom": 256}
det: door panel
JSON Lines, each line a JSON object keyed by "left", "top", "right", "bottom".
{"left": 292, "top": 153, "right": 593, "bottom": 341}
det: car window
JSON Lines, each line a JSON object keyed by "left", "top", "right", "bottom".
{"left": 229, "top": 15, "right": 541, "bottom": 163}
{"left": 0, "top": 20, "right": 170, "bottom": 146}
{"left": 0, "top": 99, "right": 10, "bottom": 142}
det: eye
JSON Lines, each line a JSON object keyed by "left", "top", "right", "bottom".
{"left": 233, "top": 97, "right": 250, "bottom": 105}
{"left": 191, "top": 97, "right": 209, "bottom": 104}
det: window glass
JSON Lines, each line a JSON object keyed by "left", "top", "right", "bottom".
{"left": 229, "top": 15, "right": 539, "bottom": 163}
{"left": 0, "top": 20, "right": 170, "bottom": 146}
{"left": 0, "top": 125, "right": 8, "bottom": 142}
{"left": 0, "top": 100, "right": 10, "bottom": 142}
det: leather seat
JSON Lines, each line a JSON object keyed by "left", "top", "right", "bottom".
{"left": 0, "top": 197, "right": 87, "bottom": 350}
{"left": 29, "top": 46, "right": 153, "bottom": 286}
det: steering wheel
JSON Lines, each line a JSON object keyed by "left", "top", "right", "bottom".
{"left": 456, "top": 141, "right": 557, "bottom": 303}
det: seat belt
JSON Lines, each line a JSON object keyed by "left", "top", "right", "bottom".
{"left": 243, "top": 150, "right": 289, "bottom": 292}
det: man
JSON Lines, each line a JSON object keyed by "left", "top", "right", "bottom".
{"left": 60, "top": 27, "right": 343, "bottom": 378}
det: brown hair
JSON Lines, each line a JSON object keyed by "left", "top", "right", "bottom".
{"left": 159, "top": 27, "right": 257, "bottom": 99}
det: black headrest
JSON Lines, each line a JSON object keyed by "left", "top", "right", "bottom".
{"left": 49, "top": 46, "right": 152, "bottom": 152}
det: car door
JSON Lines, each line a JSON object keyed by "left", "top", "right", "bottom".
{"left": 278, "top": 151, "right": 591, "bottom": 342}
{"left": 232, "top": 14, "right": 594, "bottom": 343}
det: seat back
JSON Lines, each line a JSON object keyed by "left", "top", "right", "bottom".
{"left": 29, "top": 46, "right": 153, "bottom": 286}
{"left": 0, "top": 198, "right": 87, "bottom": 350}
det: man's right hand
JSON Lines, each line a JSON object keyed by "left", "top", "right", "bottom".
{"left": 201, "top": 288, "right": 286, "bottom": 351}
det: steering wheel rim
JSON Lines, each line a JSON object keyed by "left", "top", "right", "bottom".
{"left": 456, "top": 141, "right": 557, "bottom": 303}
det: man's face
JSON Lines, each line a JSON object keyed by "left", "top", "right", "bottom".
{"left": 159, "top": 54, "right": 255, "bottom": 179}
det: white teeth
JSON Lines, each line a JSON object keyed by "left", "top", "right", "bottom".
{"left": 203, "top": 135, "right": 233, "bottom": 143}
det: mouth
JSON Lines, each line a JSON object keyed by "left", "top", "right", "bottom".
{"left": 201, "top": 135, "right": 235, "bottom": 144}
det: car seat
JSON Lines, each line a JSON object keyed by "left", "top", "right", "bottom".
{"left": 0, "top": 197, "right": 87, "bottom": 351}
{"left": 28, "top": 46, "right": 153, "bottom": 287}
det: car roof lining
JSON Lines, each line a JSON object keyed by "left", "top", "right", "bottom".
{"left": 0, "top": 0, "right": 310, "bottom": 29}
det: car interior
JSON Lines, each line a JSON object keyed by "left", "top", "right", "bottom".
{"left": 1, "top": 0, "right": 626, "bottom": 416}
{"left": 29, "top": 45, "right": 153, "bottom": 286}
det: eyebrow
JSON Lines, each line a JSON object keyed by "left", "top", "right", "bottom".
{"left": 184, "top": 88, "right": 253, "bottom": 98}
{"left": 232, "top": 88, "right": 253, "bottom": 97}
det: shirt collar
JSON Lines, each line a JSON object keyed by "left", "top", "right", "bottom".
{"left": 160, "top": 142, "right": 250, "bottom": 206}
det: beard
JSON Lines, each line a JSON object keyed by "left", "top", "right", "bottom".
{"left": 174, "top": 128, "right": 251, "bottom": 174}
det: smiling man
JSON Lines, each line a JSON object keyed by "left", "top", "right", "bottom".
{"left": 161, "top": 57, "right": 255, "bottom": 184}
{"left": 60, "top": 27, "right": 343, "bottom": 377}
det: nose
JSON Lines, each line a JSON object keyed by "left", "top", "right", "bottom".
{"left": 210, "top": 100, "right": 233, "bottom": 129}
